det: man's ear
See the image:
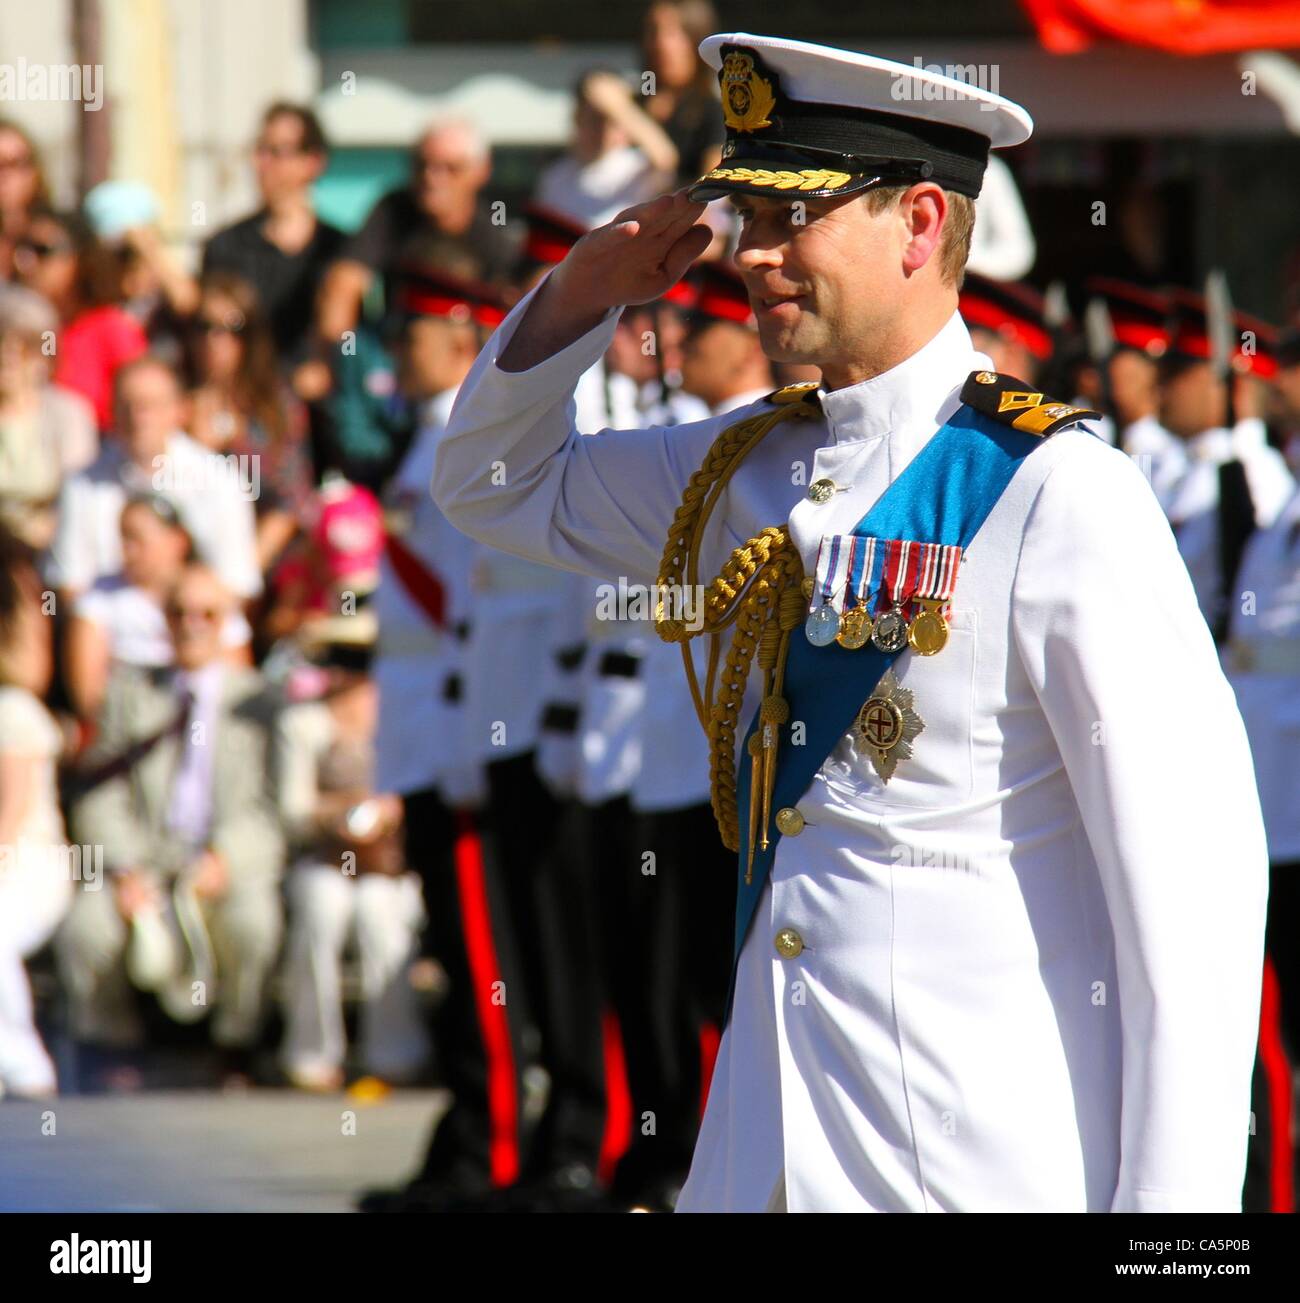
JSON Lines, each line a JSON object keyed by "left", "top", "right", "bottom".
{"left": 899, "top": 183, "right": 947, "bottom": 277}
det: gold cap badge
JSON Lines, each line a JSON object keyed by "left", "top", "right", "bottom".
{"left": 721, "top": 51, "right": 776, "bottom": 134}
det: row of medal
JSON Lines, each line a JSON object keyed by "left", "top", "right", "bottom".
{"left": 802, "top": 535, "right": 963, "bottom": 657}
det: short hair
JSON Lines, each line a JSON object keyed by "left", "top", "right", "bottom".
{"left": 261, "top": 101, "right": 328, "bottom": 156}
{"left": 113, "top": 352, "right": 181, "bottom": 401}
{"left": 861, "top": 185, "right": 976, "bottom": 289}
{"left": 415, "top": 118, "right": 488, "bottom": 167}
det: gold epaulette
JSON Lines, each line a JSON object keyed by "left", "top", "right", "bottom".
{"left": 960, "top": 370, "right": 1100, "bottom": 437}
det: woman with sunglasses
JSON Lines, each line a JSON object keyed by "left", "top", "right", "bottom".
{"left": 0, "top": 119, "right": 49, "bottom": 283}
{"left": 12, "top": 207, "right": 147, "bottom": 431}
{"left": 184, "top": 270, "right": 313, "bottom": 572}
{"left": 63, "top": 493, "right": 252, "bottom": 724}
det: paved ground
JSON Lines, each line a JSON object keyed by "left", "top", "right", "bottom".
{"left": 0, "top": 1089, "right": 448, "bottom": 1212}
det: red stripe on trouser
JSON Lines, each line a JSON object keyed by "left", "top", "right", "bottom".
{"left": 699, "top": 1021, "right": 721, "bottom": 1119}
{"left": 1259, "top": 953, "right": 1295, "bottom": 1213}
{"left": 452, "top": 811, "right": 519, "bottom": 1187}
{"left": 598, "top": 1010, "right": 632, "bottom": 1184}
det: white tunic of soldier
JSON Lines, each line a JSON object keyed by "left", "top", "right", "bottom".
{"left": 1225, "top": 482, "right": 1300, "bottom": 864}
{"left": 374, "top": 387, "right": 481, "bottom": 805}
{"left": 1166, "top": 418, "right": 1294, "bottom": 631}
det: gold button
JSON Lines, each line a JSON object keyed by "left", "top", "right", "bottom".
{"left": 775, "top": 807, "right": 805, "bottom": 836}
{"left": 800, "top": 576, "right": 814, "bottom": 600}
{"left": 807, "top": 478, "right": 836, "bottom": 504}
{"left": 774, "top": 928, "right": 804, "bottom": 959}
{"left": 975, "top": 370, "right": 998, "bottom": 385}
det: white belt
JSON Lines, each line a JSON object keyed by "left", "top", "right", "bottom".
{"left": 377, "top": 627, "right": 447, "bottom": 659}
{"left": 1227, "top": 637, "right": 1300, "bottom": 675}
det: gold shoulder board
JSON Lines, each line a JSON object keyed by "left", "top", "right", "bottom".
{"left": 960, "top": 370, "right": 1101, "bottom": 438}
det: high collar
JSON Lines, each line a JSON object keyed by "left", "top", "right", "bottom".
{"left": 816, "top": 310, "right": 987, "bottom": 446}
{"left": 1186, "top": 426, "right": 1236, "bottom": 464}
{"left": 419, "top": 386, "right": 458, "bottom": 431}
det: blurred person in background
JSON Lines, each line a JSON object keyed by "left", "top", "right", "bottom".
{"left": 1161, "top": 294, "right": 1294, "bottom": 642}
{"left": 260, "top": 476, "right": 383, "bottom": 654}
{"left": 0, "top": 120, "right": 49, "bottom": 282}
{"left": 1275, "top": 329, "right": 1300, "bottom": 472}
{"left": 958, "top": 273, "right": 1052, "bottom": 388}
{"left": 533, "top": 69, "right": 676, "bottom": 230}
{"left": 60, "top": 563, "right": 284, "bottom": 1088}
{"left": 640, "top": 0, "right": 723, "bottom": 186}
{"left": 184, "top": 270, "right": 313, "bottom": 573}
{"left": 274, "top": 612, "right": 429, "bottom": 1093}
{"left": 0, "top": 282, "right": 98, "bottom": 552}
{"left": 0, "top": 525, "right": 73, "bottom": 1099}
{"left": 13, "top": 208, "right": 147, "bottom": 432}
{"left": 203, "top": 103, "right": 344, "bottom": 378}
{"left": 63, "top": 493, "right": 253, "bottom": 724}
{"left": 46, "top": 355, "right": 261, "bottom": 605}
{"left": 315, "top": 120, "right": 520, "bottom": 354}
{"left": 81, "top": 179, "right": 200, "bottom": 362}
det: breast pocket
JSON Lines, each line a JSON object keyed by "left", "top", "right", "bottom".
{"left": 819, "top": 606, "right": 978, "bottom": 810}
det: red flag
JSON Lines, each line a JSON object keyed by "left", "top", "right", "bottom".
{"left": 1021, "top": 0, "right": 1300, "bottom": 56}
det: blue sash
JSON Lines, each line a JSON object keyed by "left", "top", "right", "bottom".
{"left": 724, "top": 403, "right": 1044, "bottom": 1021}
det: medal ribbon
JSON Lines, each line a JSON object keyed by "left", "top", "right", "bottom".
{"left": 912, "top": 542, "right": 963, "bottom": 607}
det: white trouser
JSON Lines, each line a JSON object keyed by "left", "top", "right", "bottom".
{"left": 0, "top": 851, "right": 73, "bottom": 1094}
{"left": 279, "top": 865, "right": 429, "bottom": 1081}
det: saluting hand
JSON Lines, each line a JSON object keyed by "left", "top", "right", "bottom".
{"left": 498, "top": 189, "right": 711, "bottom": 373}
{"left": 554, "top": 189, "right": 712, "bottom": 311}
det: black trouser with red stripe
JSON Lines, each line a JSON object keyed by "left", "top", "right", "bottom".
{"left": 403, "top": 781, "right": 533, "bottom": 1189}
{"left": 595, "top": 798, "right": 735, "bottom": 1200}
{"left": 405, "top": 754, "right": 607, "bottom": 1190}
{"left": 1244, "top": 861, "right": 1300, "bottom": 1213}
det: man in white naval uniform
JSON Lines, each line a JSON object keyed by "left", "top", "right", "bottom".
{"left": 432, "top": 35, "right": 1268, "bottom": 1213}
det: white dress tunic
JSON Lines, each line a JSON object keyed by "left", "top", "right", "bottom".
{"left": 432, "top": 274, "right": 1268, "bottom": 1213}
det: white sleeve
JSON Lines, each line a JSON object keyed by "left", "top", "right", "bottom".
{"left": 433, "top": 271, "right": 728, "bottom": 587}
{"left": 44, "top": 476, "right": 96, "bottom": 592}
{"left": 1011, "top": 437, "right": 1268, "bottom": 1213}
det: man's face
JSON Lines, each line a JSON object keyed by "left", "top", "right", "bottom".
{"left": 253, "top": 112, "right": 323, "bottom": 205}
{"left": 728, "top": 190, "right": 904, "bottom": 373}
{"left": 1275, "top": 363, "right": 1300, "bottom": 424}
{"left": 116, "top": 363, "right": 181, "bottom": 458}
{"left": 399, "top": 316, "right": 476, "bottom": 399}
{"left": 1159, "top": 360, "right": 1227, "bottom": 439}
{"left": 1108, "top": 348, "right": 1159, "bottom": 426}
{"left": 682, "top": 320, "right": 750, "bottom": 407}
{"left": 166, "top": 570, "right": 231, "bottom": 671}
{"left": 411, "top": 129, "right": 489, "bottom": 221}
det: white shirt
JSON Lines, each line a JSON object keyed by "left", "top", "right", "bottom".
{"left": 434, "top": 274, "right": 1267, "bottom": 1213}
{"left": 75, "top": 575, "right": 250, "bottom": 666}
{"left": 167, "top": 661, "right": 226, "bottom": 853}
{"left": 47, "top": 432, "right": 262, "bottom": 598}
{"left": 533, "top": 148, "right": 673, "bottom": 230}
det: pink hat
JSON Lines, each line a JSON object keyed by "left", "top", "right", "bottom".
{"left": 312, "top": 479, "right": 383, "bottom": 593}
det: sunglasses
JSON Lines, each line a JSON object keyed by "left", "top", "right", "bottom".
{"left": 165, "top": 604, "right": 223, "bottom": 623}
{"left": 17, "top": 238, "right": 73, "bottom": 260}
{"left": 254, "top": 142, "right": 307, "bottom": 160}
{"left": 191, "top": 316, "right": 244, "bottom": 336}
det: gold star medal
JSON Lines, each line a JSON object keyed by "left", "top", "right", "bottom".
{"left": 855, "top": 667, "right": 925, "bottom": 783}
